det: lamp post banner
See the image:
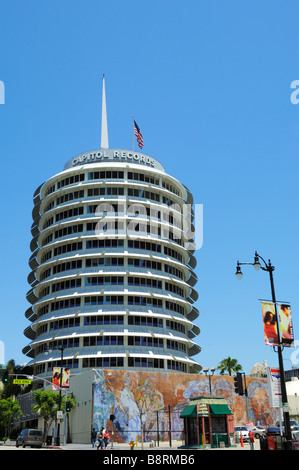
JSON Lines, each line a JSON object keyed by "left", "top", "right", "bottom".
{"left": 261, "top": 301, "right": 279, "bottom": 346}
{"left": 52, "top": 367, "right": 71, "bottom": 390}
{"left": 277, "top": 303, "right": 294, "bottom": 348}
{"left": 261, "top": 301, "right": 294, "bottom": 348}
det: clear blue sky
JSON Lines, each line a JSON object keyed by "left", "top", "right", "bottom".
{"left": 0, "top": 0, "right": 298, "bottom": 375}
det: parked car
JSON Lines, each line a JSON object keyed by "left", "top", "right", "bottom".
{"left": 292, "top": 427, "right": 299, "bottom": 440}
{"left": 252, "top": 426, "right": 266, "bottom": 439}
{"left": 234, "top": 426, "right": 249, "bottom": 442}
{"left": 16, "top": 429, "right": 43, "bottom": 448}
{"left": 266, "top": 427, "right": 283, "bottom": 436}
{"left": 277, "top": 420, "right": 298, "bottom": 430}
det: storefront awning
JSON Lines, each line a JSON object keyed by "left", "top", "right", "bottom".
{"left": 209, "top": 404, "right": 232, "bottom": 415}
{"left": 180, "top": 405, "right": 197, "bottom": 418}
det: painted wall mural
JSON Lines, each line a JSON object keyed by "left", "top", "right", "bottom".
{"left": 92, "top": 370, "right": 277, "bottom": 443}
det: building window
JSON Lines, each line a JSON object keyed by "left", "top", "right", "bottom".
{"left": 49, "top": 317, "right": 80, "bottom": 330}
{"left": 86, "top": 238, "right": 124, "bottom": 248}
{"left": 83, "top": 335, "right": 123, "bottom": 346}
{"left": 128, "top": 187, "right": 160, "bottom": 202}
{"left": 167, "top": 360, "right": 187, "bottom": 372}
{"left": 57, "top": 173, "right": 85, "bottom": 189}
{"left": 82, "top": 357, "right": 124, "bottom": 368}
{"left": 128, "top": 277, "right": 162, "bottom": 289}
{"left": 127, "top": 172, "right": 159, "bottom": 186}
{"left": 127, "top": 296, "right": 162, "bottom": 308}
{"left": 88, "top": 187, "right": 124, "bottom": 196}
{"left": 47, "top": 359, "right": 79, "bottom": 370}
{"left": 50, "top": 297, "right": 81, "bottom": 311}
{"left": 54, "top": 224, "right": 84, "bottom": 241}
{"left": 128, "top": 337, "right": 163, "bottom": 348}
{"left": 128, "top": 316, "right": 163, "bottom": 328}
{"left": 166, "top": 320, "right": 185, "bottom": 334}
{"left": 88, "top": 171, "right": 124, "bottom": 180}
{"left": 53, "top": 241, "right": 83, "bottom": 257}
{"left": 128, "top": 239, "right": 161, "bottom": 253}
{"left": 85, "top": 257, "right": 124, "bottom": 267}
{"left": 165, "top": 282, "right": 184, "bottom": 297}
{"left": 84, "top": 295, "right": 124, "bottom": 306}
{"left": 128, "top": 357, "right": 164, "bottom": 369}
{"left": 56, "top": 190, "right": 84, "bottom": 206}
{"left": 53, "top": 260, "right": 82, "bottom": 274}
{"left": 127, "top": 258, "right": 161, "bottom": 270}
{"left": 166, "top": 340, "right": 186, "bottom": 352}
{"left": 55, "top": 206, "right": 84, "bottom": 222}
{"left": 85, "top": 276, "right": 124, "bottom": 286}
{"left": 84, "top": 315, "right": 124, "bottom": 326}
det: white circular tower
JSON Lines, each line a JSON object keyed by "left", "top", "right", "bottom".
{"left": 23, "top": 79, "right": 201, "bottom": 378}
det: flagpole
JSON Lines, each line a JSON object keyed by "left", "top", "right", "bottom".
{"left": 132, "top": 116, "right": 134, "bottom": 151}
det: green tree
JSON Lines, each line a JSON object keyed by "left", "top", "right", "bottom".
{"left": 32, "top": 390, "right": 58, "bottom": 440}
{"left": 1, "top": 360, "right": 17, "bottom": 398}
{"left": 217, "top": 356, "right": 242, "bottom": 376}
{"left": 1, "top": 359, "right": 31, "bottom": 399}
{"left": 0, "top": 397, "right": 23, "bottom": 438}
{"left": 32, "top": 390, "right": 75, "bottom": 442}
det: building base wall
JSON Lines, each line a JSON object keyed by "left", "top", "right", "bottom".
{"left": 60, "top": 369, "right": 276, "bottom": 444}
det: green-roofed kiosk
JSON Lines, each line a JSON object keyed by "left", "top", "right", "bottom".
{"left": 180, "top": 396, "right": 235, "bottom": 448}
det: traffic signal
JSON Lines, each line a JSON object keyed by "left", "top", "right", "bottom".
{"left": 234, "top": 372, "right": 244, "bottom": 395}
{"left": 66, "top": 401, "right": 71, "bottom": 412}
{"left": 3, "top": 370, "right": 9, "bottom": 383}
{"left": 110, "top": 414, "right": 115, "bottom": 422}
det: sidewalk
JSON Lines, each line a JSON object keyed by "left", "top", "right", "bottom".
{"left": 51, "top": 440, "right": 183, "bottom": 451}
{"left": 50, "top": 440, "right": 261, "bottom": 451}
{"left": 2, "top": 439, "right": 261, "bottom": 451}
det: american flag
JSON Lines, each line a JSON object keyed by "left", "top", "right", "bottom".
{"left": 134, "top": 120, "right": 144, "bottom": 149}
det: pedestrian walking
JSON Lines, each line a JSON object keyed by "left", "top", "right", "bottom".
{"left": 91, "top": 428, "right": 97, "bottom": 448}
{"left": 96, "top": 428, "right": 104, "bottom": 450}
{"left": 103, "top": 429, "right": 110, "bottom": 448}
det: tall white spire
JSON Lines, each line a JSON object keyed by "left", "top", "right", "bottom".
{"left": 101, "top": 74, "right": 109, "bottom": 148}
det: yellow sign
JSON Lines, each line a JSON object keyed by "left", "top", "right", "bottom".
{"left": 13, "top": 379, "right": 31, "bottom": 385}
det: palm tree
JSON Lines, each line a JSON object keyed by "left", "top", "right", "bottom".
{"left": 217, "top": 357, "right": 242, "bottom": 376}
{"left": 1, "top": 359, "right": 31, "bottom": 399}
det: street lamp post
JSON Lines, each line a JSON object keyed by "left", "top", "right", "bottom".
{"left": 203, "top": 367, "right": 216, "bottom": 394}
{"left": 56, "top": 345, "right": 64, "bottom": 446}
{"left": 235, "top": 251, "right": 292, "bottom": 450}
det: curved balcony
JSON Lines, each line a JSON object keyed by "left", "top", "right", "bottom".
{"left": 23, "top": 325, "right": 36, "bottom": 341}
{"left": 187, "top": 306, "right": 199, "bottom": 322}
